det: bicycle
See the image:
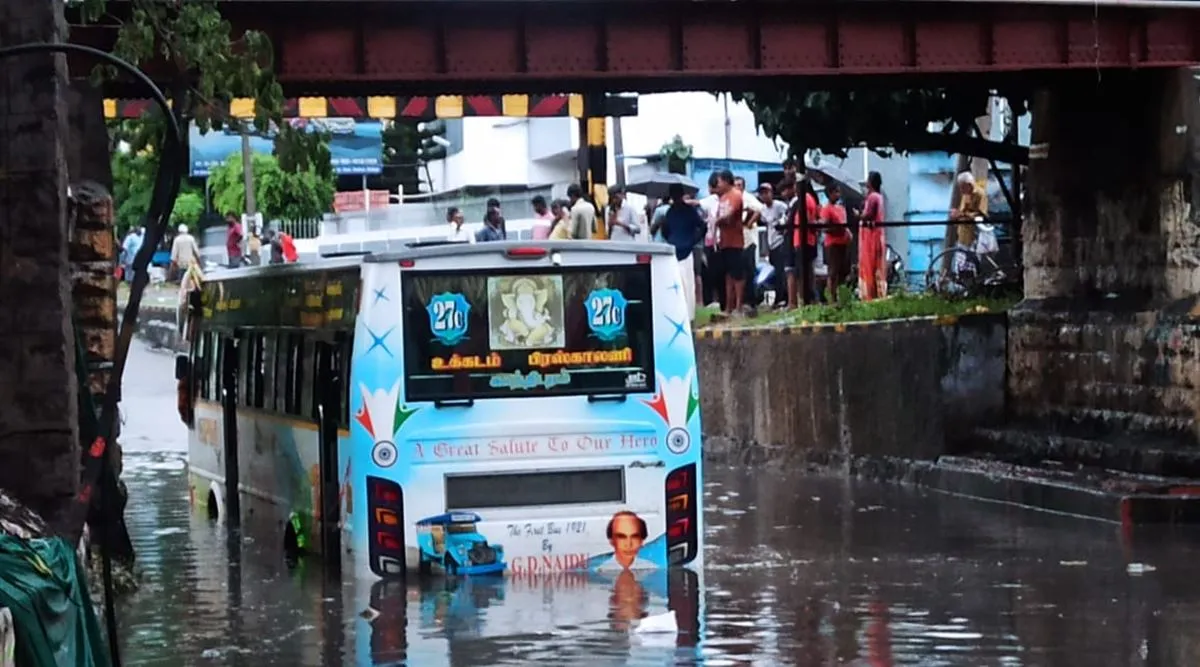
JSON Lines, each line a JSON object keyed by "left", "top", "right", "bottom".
{"left": 845, "top": 243, "right": 906, "bottom": 293}
{"left": 924, "top": 218, "right": 1021, "bottom": 298}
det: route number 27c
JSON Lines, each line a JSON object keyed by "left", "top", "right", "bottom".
{"left": 432, "top": 300, "right": 466, "bottom": 331}
{"left": 589, "top": 294, "right": 623, "bottom": 328}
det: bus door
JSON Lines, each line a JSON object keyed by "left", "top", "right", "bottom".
{"left": 315, "top": 338, "right": 343, "bottom": 571}
{"left": 220, "top": 333, "right": 240, "bottom": 528}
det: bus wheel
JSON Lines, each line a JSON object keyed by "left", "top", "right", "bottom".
{"left": 443, "top": 554, "right": 458, "bottom": 576}
{"left": 206, "top": 489, "right": 219, "bottom": 522}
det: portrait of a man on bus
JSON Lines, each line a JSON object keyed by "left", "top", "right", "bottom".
{"left": 594, "top": 510, "right": 656, "bottom": 572}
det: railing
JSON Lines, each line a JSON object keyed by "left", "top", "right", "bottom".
{"left": 277, "top": 218, "right": 322, "bottom": 240}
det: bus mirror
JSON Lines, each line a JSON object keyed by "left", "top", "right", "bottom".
{"left": 174, "top": 354, "right": 190, "bottom": 380}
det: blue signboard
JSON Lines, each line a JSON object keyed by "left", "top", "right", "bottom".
{"left": 188, "top": 118, "right": 384, "bottom": 177}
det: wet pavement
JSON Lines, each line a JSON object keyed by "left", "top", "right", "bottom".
{"left": 117, "top": 341, "right": 1200, "bottom": 666}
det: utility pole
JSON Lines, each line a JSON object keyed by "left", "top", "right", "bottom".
{"left": 240, "top": 127, "right": 258, "bottom": 243}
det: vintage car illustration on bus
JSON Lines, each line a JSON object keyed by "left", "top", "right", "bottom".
{"left": 415, "top": 512, "right": 507, "bottom": 576}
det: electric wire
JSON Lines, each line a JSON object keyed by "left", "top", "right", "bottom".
{"left": 0, "top": 42, "right": 183, "bottom": 667}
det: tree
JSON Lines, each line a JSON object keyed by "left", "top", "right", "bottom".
{"left": 209, "top": 153, "right": 334, "bottom": 223}
{"left": 171, "top": 192, "right": 204, "bottom": 231}
{"left": 274, "top": 123, "right": 333, "bottom": 182}
{"left": 729, "top": 87, "right": 1030, "bottom": 165}
{"left": 659, "top": 135, "right": 693, "bottom": 175}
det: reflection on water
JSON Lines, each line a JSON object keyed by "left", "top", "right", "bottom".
{"left": 115, "top": 450, "right": 1200, "bottom": 666}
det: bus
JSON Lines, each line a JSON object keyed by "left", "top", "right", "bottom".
{"left": 177, "top": 241, "right": 704, "bottom": 579}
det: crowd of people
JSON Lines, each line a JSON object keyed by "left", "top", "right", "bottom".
{"left": 450, "top": 162, "right": 902, "bottom": 322}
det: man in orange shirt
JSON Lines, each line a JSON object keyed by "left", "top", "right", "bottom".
{"left": 713, "top": 170, "right": 745, "bottom": 314}
{"left": 821, "top": 184, "right": 851, "bottom": 304}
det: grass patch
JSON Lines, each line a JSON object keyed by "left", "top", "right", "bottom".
{"left": 699, "top": 289, "right": 1019, "bottom": 329}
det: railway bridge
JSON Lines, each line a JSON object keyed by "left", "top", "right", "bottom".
{"left": 3, "top": 0, "right": 1200, "bottom": 531}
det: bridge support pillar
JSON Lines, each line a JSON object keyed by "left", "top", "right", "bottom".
{"left": 0, "top": 0, "right": 80, "bottom": 523}
{"left": 577, "top": 93, "right": 608, "bottom": 238}
{"left": 1009, "top": 68, "right": 1200, "bottom": 447}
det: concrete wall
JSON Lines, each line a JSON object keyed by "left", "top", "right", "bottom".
{"left": 1013, "top": 69, "right": 1200, "bottom": 445}
{"left": 0, "top": 1, "right": 79, "bottom": 524}
{"left": 696, "top": 314, "right": 1006, "bottom": 466}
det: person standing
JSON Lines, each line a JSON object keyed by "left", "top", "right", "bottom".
{"left": 531, "top": 195, "right": 554, "bottom": 240}
{"left": 791, "top": 179, "right": 822, "bottom": 307}
{"left": 697, "top": 173, "right": 723, "bottom": 309}
{"left": 856, "top": 171, "right": 887, "bottom": 301}
{"left": 604, "top": 186, "right": 641, "bottom": 242}
{"left": 567, "top": 184, "right": 596, "bottom": 240}
{"left": 548, "top": 199, "right": 574, "bottom": 240}
{"left": 734, "top": 177, "right": 763, "bottom": 310}
{"left": 121, "top": 226, "right": 144, "bottom": 283}
{"left": 759, "top": 182, "right": 791, "bottom": 309}
{"left": 713, "top": 170, "right": 746, "bottom": 315}
{"left": 820, "top": 184, "right": 851, "bottom": 304}
{"left": 225, "top": 213, "right": 244, "bottom": 268}
{"left": 476, "top": 208, "right": 506, "bottom": 242}
{"left": 169, "top": 224, "right": 199, "bottom": 283}
{"left": 660, "top": 184, "right": 707, "bottom": 322}
{"left": 446, "top": 206, "right": 474, "bottom": 243}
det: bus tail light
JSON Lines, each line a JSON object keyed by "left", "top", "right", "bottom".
{"left": 506, "top": 247, "right": 547, "bottom": 259}
{"left": 367, "top": 476, "right": 406, "bottom": 578}
{"left": 636, "top": 254, "right": 652, "bottom": 264}
{"left": 667, "top": 518, "right": 690, "bottom": 539}
{"left": 399, "top": 259, "right": 416, "bottom": 268}
{"left": 375, "top": 508, "right": 400, "bottom": 526}
{"left": 664, "top": 464, "right": 698, "bottom": 566}
{"left": 376, "top": 532, "right": 402, "bottom": 551}
{"left": 668, "top": 494, "right": 688, "bottom": 512}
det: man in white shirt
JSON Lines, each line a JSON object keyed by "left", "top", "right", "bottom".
{"left": 697, "top": 174, "right": 723, "bottom": 309}
{"left": 567, "top": 183, "right": 596, "bottom": 240}
{"left": 733, "top": 177, "right": 764, "bottom": 310}
{"left": 604, "top": 186, "right": 641, "bottom": 242}
{"left": 445, "top": 206, "right": 475, "bottom": 243}
{"left": 759, "top": 182, "right": 791, "bottom": 308}
{"left": 169, "top": 224, "right": 199, "bottom": 282}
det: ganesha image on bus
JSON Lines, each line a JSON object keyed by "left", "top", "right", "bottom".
{"left": 592, "top": 510, "right": 657, "bottom": 573}
{"left": 415, "top": 512, "right": 507, "bottom": 576}
{"left": 487, "top": 275, "right": 565, "bottom": 350}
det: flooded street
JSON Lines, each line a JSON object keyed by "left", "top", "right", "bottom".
{"left": 117, "top": 341, "right": 1200, "bottom": 665}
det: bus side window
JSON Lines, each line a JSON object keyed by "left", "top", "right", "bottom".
{"left": 247, "top": 332, "right": 265, "bottom": 410}
{"left": 284, "top": 333, "right": 304, "bottom": 416}
{"left": 264, "top": 333, "right": 280, "bottom": 413}
{"left": 194, "top": 332, "right": 209, "bottom": 401}
{"left": 299, "top": 336, "right": 315, "bottom": 421}
{"left": 236, "top": 330, "right": 251, "bottom": 408}
{"left": 333, "top": 335, "right": 352, "bottom": 429}
{"left": 207, "top": 331, "right": 220, "bottom": 401}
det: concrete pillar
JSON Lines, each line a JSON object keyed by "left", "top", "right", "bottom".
{"left": 0, "top": 0, "right": 80, "bottom": 523}
{"left": 1009, "top": 69, "right": 1200, "bottom": 441}
{"left": 577, "top": 92, "right": 608, "bottom": 238}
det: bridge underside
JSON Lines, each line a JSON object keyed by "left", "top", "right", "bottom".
{"left": 73, "top": 1, "right": 1200, "bottom": 96}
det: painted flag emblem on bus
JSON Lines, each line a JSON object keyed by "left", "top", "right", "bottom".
{"left": 643, "top": 370, "right": 699, "bottom": 454}
{"left": 357, "top": 380, "right": 417, "bottom": 468}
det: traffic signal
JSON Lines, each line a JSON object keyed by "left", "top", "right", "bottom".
{"left": 416, "top": 120, "right": 449, "bottom": 161}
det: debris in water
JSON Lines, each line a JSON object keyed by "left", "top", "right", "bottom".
{"left": 201, "top": 649, "right": 221, "bottom": 660}
{"left": 633, "top": 611, "right": 677, "bottom": 634}
{"left": 1059, "top": 561, "right": 1088, "bottom": 566}
{"left": 1126, "top": 563, "right": 1157, "bottom": 575}
{"left": 360, "top": 606, "right": 380, "bottom": 622}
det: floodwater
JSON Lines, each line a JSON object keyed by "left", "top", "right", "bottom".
{"left": 117, "top": 341, "right": 1200, "bottom": 666}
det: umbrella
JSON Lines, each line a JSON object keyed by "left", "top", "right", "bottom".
{"left": 807, "top": 163, "right": 865, "bottom": 197}
{"left": 624, "top": 173, "right": 700, "bottom": 201}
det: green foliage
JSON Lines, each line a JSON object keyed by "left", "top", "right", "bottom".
{"left": 208, "top": 153, "right": 334, "bottom": 223}
{"left": 729, "top": 87, "right": 1030, "bottom": 160}
{"left": 659, "top": 135, "right": 693, "bottom": 174}
{"left": 695, "top": 291, "right": 1018, "bottom": 329}
{"left": 171, "top": 192, "right": 205, "bottom": 231}
{"left": 85, "top": 0, "right": 284, "bottom": 131}
{"left": 110, "top": 142, "right": 204, "bottom": 236}
{"left": 374, "top": 121, "right": 423, "bottom": 196}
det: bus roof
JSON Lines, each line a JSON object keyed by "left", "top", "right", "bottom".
{"left": 364, "top": 240, "right": 673, "bottom": 264}
{"left": 203, "top": 255, "right": 364, "bottom": 283}
{"left": 416, "top": 512, "right": 483, "bottom": 526}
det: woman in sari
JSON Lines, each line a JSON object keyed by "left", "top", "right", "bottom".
{"left": 857, "top": 171, "right": 887, "bottom": 301}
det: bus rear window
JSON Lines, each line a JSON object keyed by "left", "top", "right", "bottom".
{"left": 401, "top": 264, "right": 655, "bottom": 401}
{"left": 445, "top": 468, "right": 625, "bottom": 510}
